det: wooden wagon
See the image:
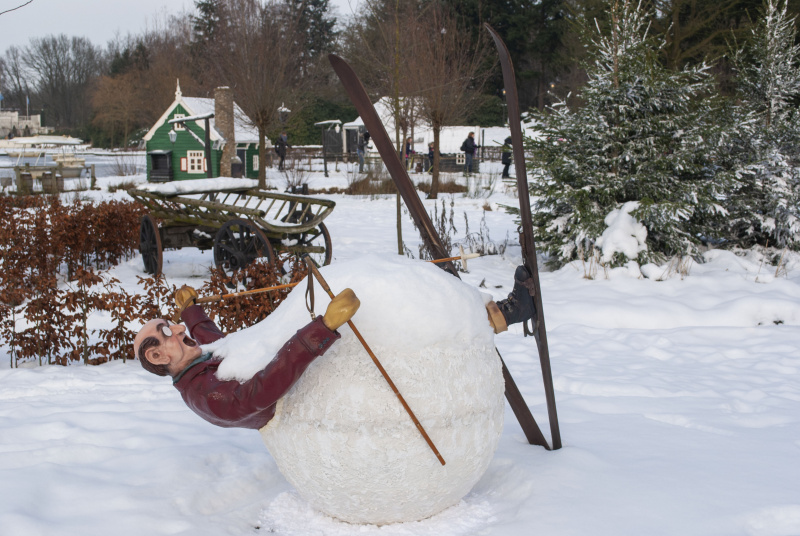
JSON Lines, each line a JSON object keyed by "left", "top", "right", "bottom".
{"left": 127, "top": 179, "right": 335, "bottom": 277}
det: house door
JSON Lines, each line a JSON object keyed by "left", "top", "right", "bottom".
{"left": 148, "top": 151, "right": 173, "bottom": 182}
{"left": 234, "top": 148, "right": 246, "bottom": 178}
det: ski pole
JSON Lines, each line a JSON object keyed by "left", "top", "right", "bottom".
{"left": 303, "top": 255, "right": 446, "bottom": 466}
{"left": 428, "top": 246, "right": 481, "bottom": 271}
{"left": 195, "top": 282, "right": 299, "bottom": 305}
{"left": 171, "top": 282, "right": 299, "bottom": 322}
{"left": 172, "top": 251, "right": 482, "bottom": 323}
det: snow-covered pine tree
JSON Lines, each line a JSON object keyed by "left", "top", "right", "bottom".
{"left": 720, "top": 0, "right": 800, "bottom": 250}
{"left": 520, "top": 0, "right": 725, "bottom": 267}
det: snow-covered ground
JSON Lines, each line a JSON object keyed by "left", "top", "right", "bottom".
{"left": 1, "top": 162, "right": 799, "bottom": 536}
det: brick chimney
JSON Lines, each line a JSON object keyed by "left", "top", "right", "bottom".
{"left": 214, "top": 87, "right": 235, "bottom": 177}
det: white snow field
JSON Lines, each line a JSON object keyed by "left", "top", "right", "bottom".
{"left": 1, "top": 165, "right": 799, "bottom": 536}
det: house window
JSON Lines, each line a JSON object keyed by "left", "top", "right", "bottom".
{"left": 253, "top": 154, "right": 259, "bottom": 171}
{"left": 173, "top": 113, "right": 185, "bottom": 131}
{"left": 187, "top": 151, "right": 206, "bottom": 174}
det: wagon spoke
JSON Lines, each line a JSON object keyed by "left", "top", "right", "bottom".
{"left": 213, "top": 218, "right": 274, "bottom": 285}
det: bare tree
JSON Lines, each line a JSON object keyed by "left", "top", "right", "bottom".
{"left": 92, "top": 72, "right": 142, "bottom": 147}
{"left": 23, "top": 35, "right": 103, "bottom": 128}
{"left": 89, "top": 13, "right": 198, "bottom": 148}
{"left": 0, "top": 1, "right": 34, "bottom": 17}
{"left": 410, "top": 2, "right": 490, "bottom": 199}
{"left": 342, "top": 0, "right": 427, "bottom": 254}
{"left": 137, "top": 16, "right": 200, "bottom": 126}
{"left": 210, "top": 0, "right": 310, "bottom": 188}
{"left": 1, "top": 46, "right": 32, "bottom": 113}
{"left": 343, "top": 0, "right": 424, "bottom": 154}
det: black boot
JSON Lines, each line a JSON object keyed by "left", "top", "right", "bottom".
{"left": 497, "top": 265, "right": 537, "bottom": 326}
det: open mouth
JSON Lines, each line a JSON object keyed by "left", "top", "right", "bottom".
{"left": 183, "top": 336, "right": 198, "bottom": 348}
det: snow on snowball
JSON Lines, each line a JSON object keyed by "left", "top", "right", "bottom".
{"left": 206, "top": 255, "right": 505, "bottom": 525}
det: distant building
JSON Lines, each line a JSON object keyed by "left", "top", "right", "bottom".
{"left": 342, "top": 96, "right": 482, "bottom": 172}
{"left": 0, "top": 110, "right": 53, "bottom": 138}
{"left": 342, "top": 96, "right": 480, "bottom": 153}
{"left": 142, "top": 81, "right": 266, "bottom": 182}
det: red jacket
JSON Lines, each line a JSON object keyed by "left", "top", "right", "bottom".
{"left": 174, "top": 304, "right": 340, "bottom": 429}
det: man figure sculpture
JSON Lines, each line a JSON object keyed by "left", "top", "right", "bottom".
{"left": 134, "top": 265, "right": 536, "bottom": 429}
{"left": 134, "top": 287, "right": 360, "bottom": 429}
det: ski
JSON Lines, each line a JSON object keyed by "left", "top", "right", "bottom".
{"left": 485, "top": 24, "right": 562, "bottom": 450}
{"left": 328, "top": 54, "right": 457, "bottom": 276}
{"left": 328, "top": 53, "right": 552, "bottom": 450}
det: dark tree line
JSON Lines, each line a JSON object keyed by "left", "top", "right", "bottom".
{"left": 0, "top": 0, "right": 794, "bottom": 147}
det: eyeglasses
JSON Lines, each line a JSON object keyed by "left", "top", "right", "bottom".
{"left": 159, "top": 320, "right": 176, "bottom": 338}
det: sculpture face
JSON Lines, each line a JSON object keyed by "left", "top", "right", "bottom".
{"left": 134, "top": 319, "right": 201, "bottom": 375}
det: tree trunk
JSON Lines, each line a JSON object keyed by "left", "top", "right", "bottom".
{"left": 429, "top": 125, "right": 441, "bottom": 199}
{"left": 258, "top": 124, "right": 267, "bottom": 189}
{"left": 396, "top": 193, "right": 403, "bottom": 255}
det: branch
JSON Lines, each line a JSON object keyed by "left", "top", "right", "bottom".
{"left": 0, "top": 0, "right": 33, "bottom": 17}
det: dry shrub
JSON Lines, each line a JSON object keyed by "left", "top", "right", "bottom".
{"left": 311, "top": 177, "right": 399, "bottom": 196}
{"left": 416, "top": 177, "right": 468, "bottom": 195}
{"left": 0, "top": 196, "right": 149, "bottom": 367}
{"left": 198, "top": 254, "right": 306, "bottom": 334}
{"left": 107, "top": 180, "right": 140, "bottom": 193}
{"left": 0, "top": 194, "right": 306, "bottom": 368}
{"left": 345, "top": 176, "right": 398, "bottom": 196}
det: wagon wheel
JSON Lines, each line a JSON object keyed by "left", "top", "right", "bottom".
{"left": 281, "top": 222, "right": 332, "bottom": 275}
{"left": 139, "top": 214, "right": 163, "bottom": 276}
{"left": 213, "top": 218, "right": 275, "bottom": 280}
{"left": 298, "top": 222, "right": 333, "bottom": 267}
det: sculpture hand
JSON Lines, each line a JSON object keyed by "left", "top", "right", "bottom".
{"left": 175, "top": 285, "right": 198, "bottom": 310}
{"left": 323, "top": 288, "right": 360, "bottom": 331}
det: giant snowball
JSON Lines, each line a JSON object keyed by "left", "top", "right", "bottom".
{"left": 207, "top": 255, "right": 504, "bottom": 525}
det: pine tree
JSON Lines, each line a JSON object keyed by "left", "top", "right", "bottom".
{"left": 521, "top": 0, "right": 724, "bottom": 267}
{"left": 445, "top": 0, "right": 570, "bottom": 111}
{"left": 190, "top": 0, "right": 226, "bottom": 79}
{"left": 285, "top": 0, "right": 338, "bottom": 61}
{"left": 721, "top": 0, "right": 800, "bottom": 249}
{"left": 192, "top": 0, "right": 224, "bottom": 46}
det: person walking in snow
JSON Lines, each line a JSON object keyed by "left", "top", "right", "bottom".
{"left": 404, "top": 136, "right": 415, "bottom": 171}
{"left": 275, "top": 131, "right": 290, "bottom": 171}
{"left": 461, "top": 132, "right": 479, "bottom": 175}
{"left": 357, "top": 131, "right": 370, "bottom": 173}
{"left": 133, "top": 265, "right": 537, "bottom": 429}
{"left": 501, "top": 136, "right": 512, "bottom": 179}
{"left": 425, "top": 142, "right": 437, "bottom": 174}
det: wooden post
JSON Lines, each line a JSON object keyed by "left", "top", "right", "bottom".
{"left": 204, "top": 117, "right": 213, "bottom": 179}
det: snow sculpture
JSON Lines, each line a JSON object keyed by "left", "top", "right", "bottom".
{"left": 209, "top": 255, "right": 505, "bottom": 525}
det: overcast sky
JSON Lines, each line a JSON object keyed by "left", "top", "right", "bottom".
{"left": 0, "top": 0, "right": 359, "bottom": 56}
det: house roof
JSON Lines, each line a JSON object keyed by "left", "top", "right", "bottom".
{"left": 342, "top": 96, "right": 540, "bottom": 153}
{"left": 142, "top": 85, "right": 263, "bottom": 145}
{"left": 343, "top": 97, "right": 431, "bottom": 135}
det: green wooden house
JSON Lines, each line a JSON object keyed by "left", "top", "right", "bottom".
{"left": 143, "top": 82, "right": 267, "bottom": 182}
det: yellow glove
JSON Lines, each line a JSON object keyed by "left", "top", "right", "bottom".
{"left": 323, "top": 288, "right": 360, "bottom": 331}
{"left": 175, "top": 285, "right": 198, "bottom": 310}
